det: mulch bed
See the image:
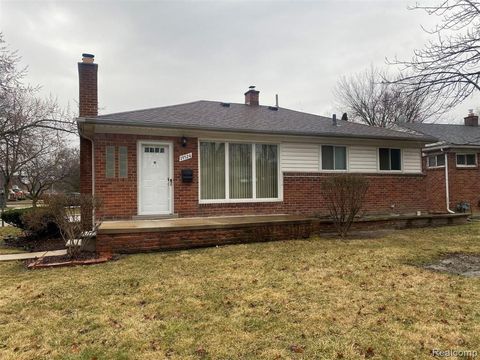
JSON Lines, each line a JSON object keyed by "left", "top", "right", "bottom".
{"left": 26, "top": 252, "right": 112, "bottom": 269}
{"left": 4, "top": 234, "right": 65, "bottom": 252}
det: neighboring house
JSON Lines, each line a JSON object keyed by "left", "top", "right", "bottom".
{"left": 401, "top": 112, "right": 480, "bottom": 214}
{"left": 77, "top": 54, "right": 435, "bottom": 220}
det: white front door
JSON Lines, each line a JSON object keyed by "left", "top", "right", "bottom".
{"left": 139, "top": 143, "right": 172, "bottom": 215}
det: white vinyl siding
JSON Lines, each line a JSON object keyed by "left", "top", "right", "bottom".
{"left": 280, "top": 143, "right": 319, "bottom": 172}
{"left": 348, "top": 146, "right": 377, "bottom": 173}
{"left": 403, "top": 148, "right": 422, "bottom": 173}
{"left": 280, "top": 142, "right": 423, "bottom": 174}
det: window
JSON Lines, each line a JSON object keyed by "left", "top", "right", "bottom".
{"left": 379, "top": 148, "right": 401, "bottom": 171}
{"left": 119, "top": 146, "right": 128, "bottom": 178}
{"left": 321, "top": 145, "right": 347, "bottom": 170}
{"left": 106, "top": 146, "right": 115, "bottom": 178}
{"left": 456, "top": 153, "right": 476, "bottom": 167}
{"left": 256, "top": 144, "right": 278, "bottom": 198}
{"left": 199, "top": 142, "right": 279, "bottom": 201}
{"left": 229, "top": 143, "right": 253, "bottom": 199}
{"left": 427, "top": 154, "right": 445, "bottom": 168}
{"left": 200, "top": 142, "right": 225, "bottom": 200}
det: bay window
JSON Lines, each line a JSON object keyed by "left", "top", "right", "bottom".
{"left": 200, "top": 142, "right": 279, "bottom": 201}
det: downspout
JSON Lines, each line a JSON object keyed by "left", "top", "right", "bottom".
{"left": 444, "top": 151, "right": 454, "bottom": 214}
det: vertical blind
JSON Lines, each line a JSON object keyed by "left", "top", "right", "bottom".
{"left": 229, "top": 143, "right": 253, "bottom": 199}
{"left": 256, "top": 144, "right": 278, "bottom": 198}
{"left": 200, "top": 142, "right": 226, "bottom": 199}
{"left": 200, "top": 142, "right": 279, "bottom": 201}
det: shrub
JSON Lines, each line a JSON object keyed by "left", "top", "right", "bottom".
{"left": 1, "top": 207, "right": 59, "bottom": 237}
{"left": 22, "top": 207, "right": 60, "bottom": 237}
{"left": 322, "top": 174, "right": 370, "bottom": 237}
{"left": 45, "top": 194, "right": 102, "bottom": 257}
{"left": 1, "top": 208, "right": 32, "bottom": 229}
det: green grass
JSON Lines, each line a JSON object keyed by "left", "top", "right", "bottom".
{"left": 0, "top": 227, "right": 23, "bottom": 254}
{"left": 0, "top": 224, "right": 480, "bottom": 359}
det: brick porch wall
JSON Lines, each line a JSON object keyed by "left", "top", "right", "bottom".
{"left": 92, "top": 133, "right": 429, "bottom": 219}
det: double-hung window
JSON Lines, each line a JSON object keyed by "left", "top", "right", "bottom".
{"left": 200, "top": 142, "right": 279, "bottom": 201}
{"left": 427, "top": 154, "right": 445, "bottom": 168}
{"left": 321, "top": 145, "right": 347, "bottom": 170}
{"left": 379, "top": 148, "right": 402, "bottom": 171}
{"left": 456, "top": 153, "right": 476, "bottom": 167}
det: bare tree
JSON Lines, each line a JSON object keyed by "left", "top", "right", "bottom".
{"left": 322, "top": 175, "right": 369, "bottom": 238}
{"left": 335, "top": 67, "right": 439, "bottom": 127}
{"left": 20, "top": 141, "right": 79, "bottom": 207}
{"left": 390, "top": 1, "right": 480, "bottom": 110}
{"left": 0, "top": 33, "right": 75, "bottom": 206}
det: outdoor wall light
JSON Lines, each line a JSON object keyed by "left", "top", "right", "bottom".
{"left": 181, "top": 136, "right": 188, "bottom": 147}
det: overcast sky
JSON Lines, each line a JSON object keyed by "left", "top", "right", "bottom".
{"left": 1, "top": 0, "right": 477, "bottom": 124}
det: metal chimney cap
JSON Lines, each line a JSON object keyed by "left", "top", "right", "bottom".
{"left": 248, "top": 85, "right": 256, "bottom": 90}
{"left": 82, "top": 53, "right": 95, "bottom": 58}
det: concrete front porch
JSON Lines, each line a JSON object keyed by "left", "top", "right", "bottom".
{"left": 96, "top": 213, "right": 470, "bottom": 254}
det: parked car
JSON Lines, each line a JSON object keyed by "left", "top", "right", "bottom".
{"left": 12, "top": 188, "right": 26, "bottom": 200}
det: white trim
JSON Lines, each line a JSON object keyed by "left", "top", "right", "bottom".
{"left": 137, "top": 140, "right": 174, "bottom": 215}
{"left": 94, "top": 124, "right": 427, "bottom": 148}
{"left": 198, "top": 140, "right": 282, "bottom": 204}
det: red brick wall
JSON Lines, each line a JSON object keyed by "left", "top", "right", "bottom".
{"left": 447, "top": 152, "right": 480, "bottom": 211}
{"left": 424, "top": 152, "right": 480, "bottom": 213}
{"left": 92, "top": 133, "right": 429, "bottom": 219}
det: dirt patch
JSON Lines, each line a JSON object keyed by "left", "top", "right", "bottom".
{"left": 320, "top": 229, "right": 396, "bottom": 240}
{"left": 3, "top": 235, "right": 65, "bottom": 252}
{"left": 424, "top": 253, "right": 480, "bottom": 277}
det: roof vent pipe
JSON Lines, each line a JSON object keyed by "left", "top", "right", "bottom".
{"left": 275, "top": 94, "right": 279, "bottom": 108}
{"left": 332, "top": 114, "right": 337, "bottom": 126}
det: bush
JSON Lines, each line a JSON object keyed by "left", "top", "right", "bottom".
{"left": 22, "top": 207, "right": 60, "bottom": 237}
{"left": 322, "top": 174, "right": 370, "bottom": 237}
{"left": 45, "top": 194, "right": 102, "bottom": 257}
{"left": 1, "top": 208, "right": 32, "bottom": 229}
{"left": 0, "top": 207, "right": 59, "bottom": 237}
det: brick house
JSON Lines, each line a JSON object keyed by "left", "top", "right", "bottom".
{"left": 401, "top": 111, "right": 480, "bottom": 214}
{"left": 77, "top": 53, "right": 435, "bottom": 222}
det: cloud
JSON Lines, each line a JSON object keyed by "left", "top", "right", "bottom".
{"left": 1, "top": 0, "right": 476, "bottom": 123}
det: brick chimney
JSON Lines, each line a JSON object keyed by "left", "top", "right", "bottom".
{"left": 78, "top": 53, "right": 98, "bottom": 117}
{"left": 244, "top": 86, "right": 259, "bottom": 106}
{"left": 464, "top": 109, "right": 478, "bottom": 126}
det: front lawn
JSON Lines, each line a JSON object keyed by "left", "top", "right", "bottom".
{"left": 0, "top": 224, "right": 479, "bottom": 359}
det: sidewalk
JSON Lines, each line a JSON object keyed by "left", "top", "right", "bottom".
{"left": 0, "top": 249, "right": 67, "bottom": 262}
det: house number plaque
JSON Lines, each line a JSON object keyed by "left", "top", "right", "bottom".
{"left": 179, "top": 153, "right": 192, "bottom": 162}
